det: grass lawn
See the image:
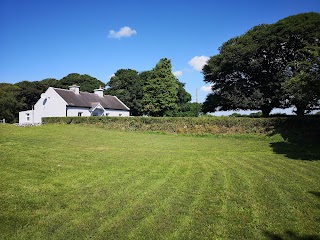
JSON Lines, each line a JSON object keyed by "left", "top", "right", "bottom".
{"left": 0, "top": 124, "right": 319, "bottom": 239}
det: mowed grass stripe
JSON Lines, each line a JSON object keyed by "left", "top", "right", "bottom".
{"left": 1, "top": 124, "right": 319, "bottom": 239}
{"left": 230, "top": 153, "right": 319, "bottom": 236}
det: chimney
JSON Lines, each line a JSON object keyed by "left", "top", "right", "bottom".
{"left": 94, "top": 86, "right": 104, "bottom": 97}
{"left": 69, "top": 85, "right": 80, "bottom": 94}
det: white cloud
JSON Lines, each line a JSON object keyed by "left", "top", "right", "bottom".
{"left": 173, "top": 71, "right": 183, "bottom": 77}
{"left": 188, "top": 56, "right": 209, "bottom": 71}
{"left": 108, "top": 26, "right": 137, "bottom": 39}
{"left": 200, "top": 84, "right": 213, "bottom": 93}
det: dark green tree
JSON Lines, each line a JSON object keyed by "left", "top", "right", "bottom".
{"left": 166, "top": 102, "right": 202, "bottom": 117}
{"left": 203, "top": 12, "right": 320, "bottom": 117}
{"left": 57, "top": 73, "right": 105, "bottom": 92}
{"left": 283, "top": 47, "right": 320, "bottom": 116}
{"left": 105, "top": 69, "right": 144, "bottom": 116}
{"left": 0, "top": 83, "right": 25, "bottom": 123}
{"left": 203, "top": 24, "right": 285, "bottom": 117}
{"left": 41, "top": 78, "right": 59, "bottom": 88}
{"left": 106, "top": 63, "right": 192, "bottom": 116}
{"left": 276, "top": 12, "right": 320, "bottom": 116}
{"left": 15, "top": 80, "right": 50, "bottom": 110}
{"left": 176, "top": 81, "right": 192, "bottom": 110}
{"left": 143, "top": 58, "right": 179, "bottom": 116}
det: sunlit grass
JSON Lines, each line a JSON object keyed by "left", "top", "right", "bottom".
{"left": 0, "top": 124, "right": 319, "bottom": 239}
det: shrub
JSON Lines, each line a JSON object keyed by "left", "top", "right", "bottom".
{"left": 42, "top": 116, "right": 320, "bottom": 136}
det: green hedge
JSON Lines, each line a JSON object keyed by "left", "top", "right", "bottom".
{"left": 42, "top": 116, "right": 320, "bottom": 135}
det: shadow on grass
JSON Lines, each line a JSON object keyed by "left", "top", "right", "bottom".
{"left": 269, "top": 118, "right": 320, "bottom": 161}
{"left": 263, "top": 230, "right": 320, "bottom": 240}
{"left": 270, "top": 138, "right": 320, "bottom": 161}
{"left": 309, "top": 191, "right": 320, "bottom": 198}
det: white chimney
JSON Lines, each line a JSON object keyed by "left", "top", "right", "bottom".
{"left": 69, "top": 85, "right": 80, "bottom": 94}
{"left": 94, "top": 86, "right": 104, "bottom": 97}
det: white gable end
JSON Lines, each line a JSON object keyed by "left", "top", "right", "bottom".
{"left": 33, "top": 87, "right": 68, "bottom": 123}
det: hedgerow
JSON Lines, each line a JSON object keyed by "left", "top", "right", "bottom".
{"left": 42, "top": 116, "right": 320, "bottom": 135}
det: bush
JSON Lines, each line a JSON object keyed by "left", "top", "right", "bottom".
{"left": 42, "top": 116, "right": 320, "bottom": 136}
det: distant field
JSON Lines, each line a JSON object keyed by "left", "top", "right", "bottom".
{"left": 0, "top": 124, "right": 319, "bottom": 239}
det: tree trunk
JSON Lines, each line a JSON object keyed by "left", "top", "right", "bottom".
{"left": 261, "top": 106, "right": 272, "bottom": 118}
{"left": 295, "top": 105, "right": 305, "bottom": 117}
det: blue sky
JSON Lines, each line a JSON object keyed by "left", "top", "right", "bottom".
{"left": 1, "top": 0, "right": 319, "bottom": 106}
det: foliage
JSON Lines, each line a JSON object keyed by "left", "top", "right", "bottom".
{"left": 0, "top": 84, "right": 25, "bottom": 123}
{"left": 142, "top": 58, "right": 179, "bottom": 116}
{"left": 165, "top": 102, "right": 202, "bottom": 117}
{"left": 43, "top": 115, "right": 320, "bottom": 136}
{"left": 282, "top": 46, "right": 320, "bottom": 116}
{"left": 175, "top": 81, "right": 192, "bottom": 110}
{"left": 203, "top": 12, "right": 320, "bottom": 117}
{"left": 56, "top": 73, "right": 105, "bottom": 92}
{"left": 1, "top": 124, "right": 319, "bottom": 239}
{"left": 229, "top": 113, "right": 242, "bottom": 117}
{"left": 275, "top": 13, "right": 320, "bottom": 116}
{"left": 15, "top": 80, "right": 51, "bottom": 110}
{"left": 105, "top": 59, "right": 192, "bottom": 116}
{"left": 105, "top": 69, "right": 144, "bottom": 116}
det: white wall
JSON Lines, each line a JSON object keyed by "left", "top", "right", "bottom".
{"left": 19, "top": 110, "right": 34, "bottom": 124}
{"left": 67, "top": 107, "right": 130, "bottom": 117}
{"left": 106, "top": 109, "right": 130, "bottom": 117}
{"left": 33, "top": 87, "right": 67, "bottom": 123}
{"left": 67, "top": 107, "right": 91, "bottom": 117}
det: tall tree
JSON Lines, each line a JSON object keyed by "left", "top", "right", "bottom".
{"left": 283, "top": 46, "right": 320, "bottom": 116}
{"left": 143, "top": 58, "right": 179, "bottom": 116}
{"left": 203, "top": 24, "right": 285, "bottom": 117}
{"left": 105, "top": 69, "right": 144, "bottom": 116}
{"left": 203, "top": 12, "right": 320, "bottom": 117}
{"left": 165, "top": 81, "right": 194, "bottom": 116}
{"left": 276, "top": 13, "right": 320, "bottom": 116}
{"left": 176, "top": 81, "right": 192, "bottom": 110}
{"left": 106, "top": 63, "right": 192, "bottom": 116}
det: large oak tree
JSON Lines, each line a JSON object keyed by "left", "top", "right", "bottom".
{"left": 203, "top": 12, "right": 320, "bottom": 117}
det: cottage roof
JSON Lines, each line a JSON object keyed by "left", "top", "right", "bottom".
{"left": 53, "top": 88, "right": 129, "bottom": 110}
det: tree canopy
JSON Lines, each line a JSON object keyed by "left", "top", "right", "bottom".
{"left": 15, "top": 80, "right": 53, "bottom": 110}
{"left": 105, "top": 69, "right": 144, "bottom": 116}
{"left": 105, "top": 58, "right": 193, "bottom": 117}
{"left": 57, "top": 73, "right": 105, "bottom": 92}
{"left": 142, "top": 58, "right": 179, "bottom": 116}
{"left": 0, "top": 84, "right": 25, "bottom": 122}
{"left": 202, "top": 12, "right": 320, "bottom": 117}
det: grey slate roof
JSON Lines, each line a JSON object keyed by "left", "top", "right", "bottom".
{"left": 53, "top": 88, "right": 130, "bottom": 111}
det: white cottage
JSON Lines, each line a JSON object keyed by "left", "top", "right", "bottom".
{"left": 19, "top": 85, "right": 130, "bottom": 125}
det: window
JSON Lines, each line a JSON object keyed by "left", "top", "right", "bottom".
{"left": 119, "top": 114, "right": 122, "bottom": 116}
{"left": 78, "top": 112, "right": 82, "bottom": 117}
{"left": 26, "top": 113, "right": 30, "bottom": 122}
